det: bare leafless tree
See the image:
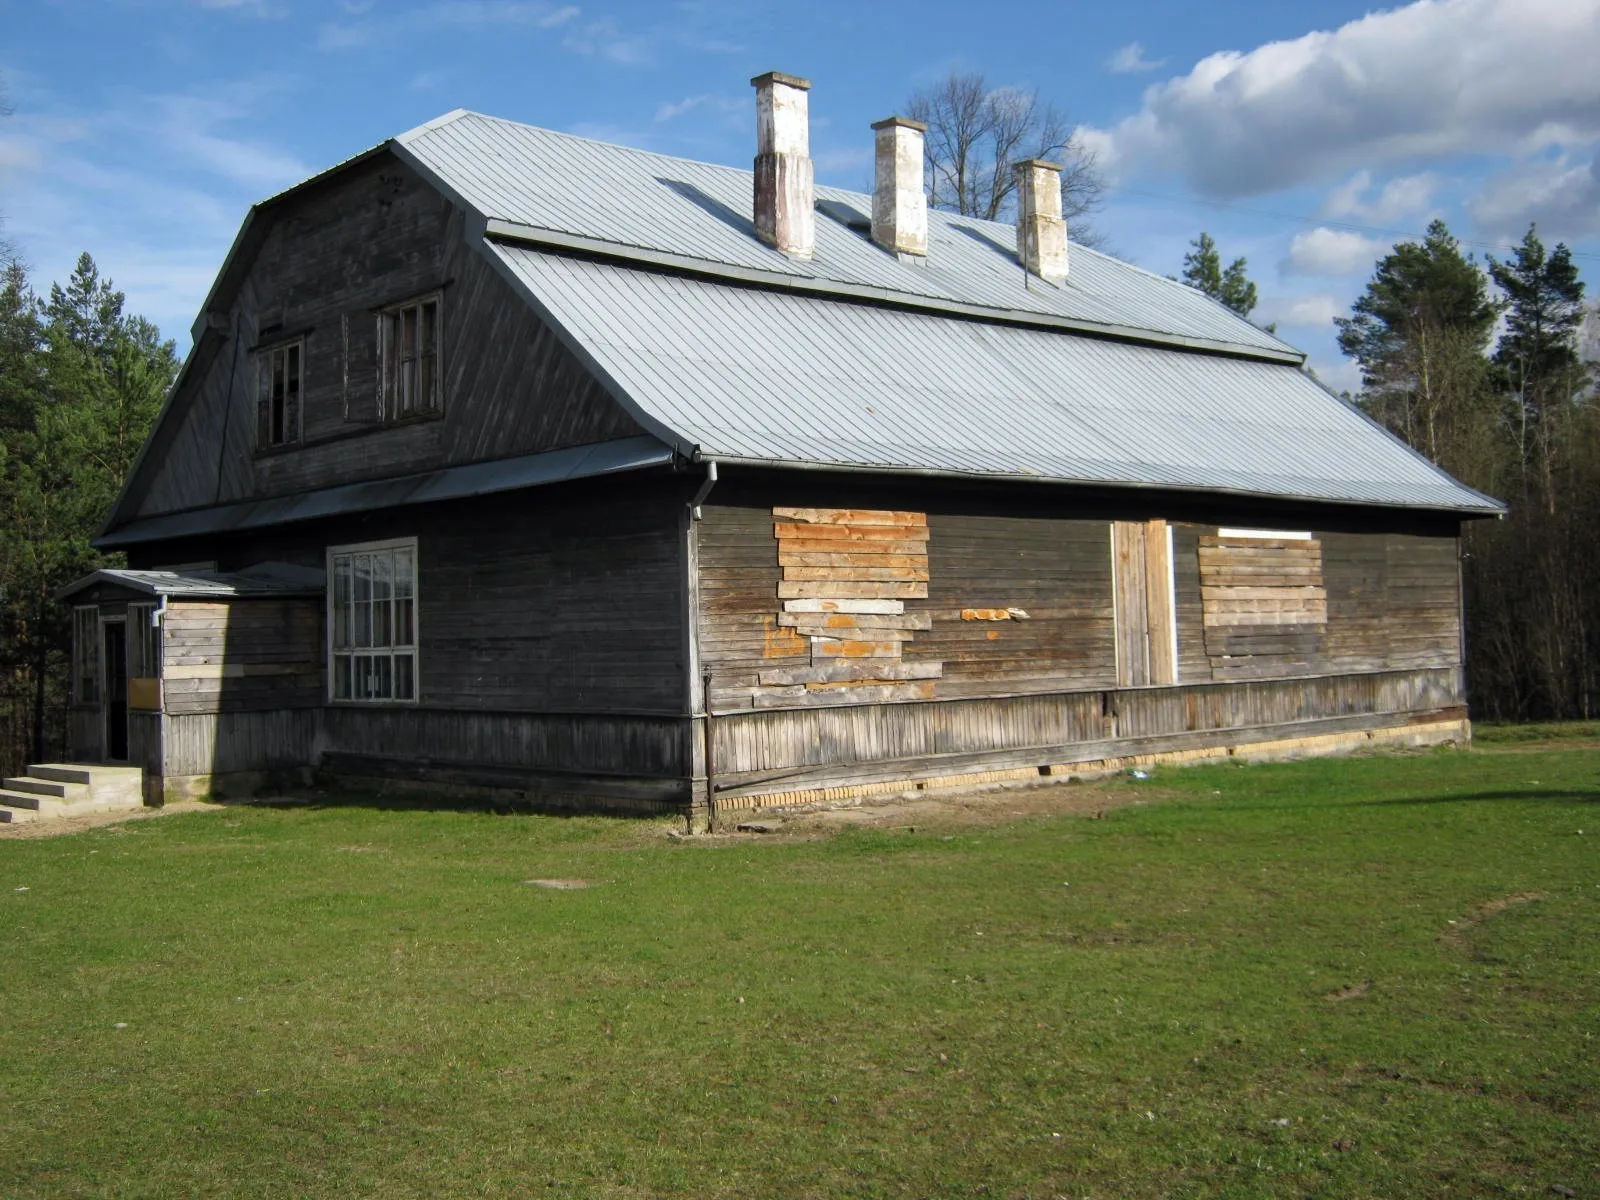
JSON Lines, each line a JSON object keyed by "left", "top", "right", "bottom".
{"left": 906, "top": 71, "right": 1106, "bottom": 247}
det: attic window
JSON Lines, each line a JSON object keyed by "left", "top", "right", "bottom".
{"left": 258, "top": 340, "right": 303, "bottom": 447}
{"left": 379, "top": 294, "right": 441, "bottom": 420}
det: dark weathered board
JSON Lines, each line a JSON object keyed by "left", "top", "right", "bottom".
{"left": 122, "top": 153, "right": 643, "bottom": 522}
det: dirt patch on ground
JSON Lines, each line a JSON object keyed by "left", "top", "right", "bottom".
{"left": 1441, "top": 891, "right": 1545, "bottom": 948}
{"left": 0, "top": 799, "right": 219, "bottom": 839}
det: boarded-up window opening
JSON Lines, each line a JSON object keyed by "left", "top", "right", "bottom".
{"left": 258, "top": 340, "right": 303, "bottom": 447}
{"left": 379, "top": 294, "right": 441, "bottom": 420}
{"left": 127, "top": 603, "right": 161, "bottom": 711}
{"left": 329, "top": 538, "right": 418, "bottom": 703}
{"left": 72, "top": 606, "right": 100, "bottom": 704}
{"left": 1199, "top": 532, "right": 1328, "bottom": 679}
{"left": 1112, "top": 520, "right": 1177, "bottom": 687}
{"left": 754, "top": 508, "right": 943, "bottom": 706}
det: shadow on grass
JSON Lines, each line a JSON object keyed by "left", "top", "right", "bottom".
{"left": 1338, "top": 787, "right": 1599, "bottom": 808}
{"left": 221, "top": 790, "right": 669, "bottom": 822}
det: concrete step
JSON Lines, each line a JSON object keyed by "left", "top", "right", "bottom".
{"left": 0, "top": 789, "right": 141, "bottom": 819}
{"left": 25, "top": 764, "right": 144, "bottom": 809}
{"left": 3, "top": 776, "right": 90, "bottom": 803}
{"left": 0, "top": 789, "right": 66, "bottom": 814}
{"left": 29, "top": 763, "right": 142, "bottom": 787}
{"left": 26, "top": 764, "right": 97, "bottom": 786}
{"left": 0, "top": 805, "right": 38, "bottom": 824}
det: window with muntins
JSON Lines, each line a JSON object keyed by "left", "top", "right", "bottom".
{"left": 329, "top": 539, "right": 417, "bottom": 702}
{"left": 258, "top": 340, "right": 303, "bottom": 447}
{"left": 72, "top": 607, "right": 100, "bottom": 704}
{"left": 379, "top": 295, "right": 441, "bottom": 420}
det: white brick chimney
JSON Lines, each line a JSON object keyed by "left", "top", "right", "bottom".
{"left": 751, "top": 71, "right": 814, "bottom": 259}
{"left": 1014, "top": 158, "right": 1069, "bottom": 283}
{"left": 871, "top": 116, "right": 928, "bottom": 259}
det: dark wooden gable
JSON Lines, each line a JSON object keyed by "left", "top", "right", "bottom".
{"left": 115, "top": 152, "right": 643, "bottom": 526}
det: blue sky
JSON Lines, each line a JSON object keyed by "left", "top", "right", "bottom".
{"left": 4, "top": 0, "right": 1598, "bottom": 390}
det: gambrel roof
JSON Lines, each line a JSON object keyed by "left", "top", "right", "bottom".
{"left": 102, "top": 109, "right": 1501, "bottom": 547}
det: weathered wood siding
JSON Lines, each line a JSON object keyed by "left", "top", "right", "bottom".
{"left": 122, "top": 152, "right": 643, "bottom": 521}
{"left": 1171, "top": 525, "right": 1461, "bottom": 682}
{"left": 697, "top": 505, "right": 1116, "bottom": 711}
{"left": 710, "top": 666, "right": 1464, "bottom": 801}
{"left": 410, "top": 490, "right": 687, "bottom": 713}
{"left": 129, "top": 484, "right": 693, "bottom": 794}
{"left": 160, "top": 599, "right": 323, "bottom": 715}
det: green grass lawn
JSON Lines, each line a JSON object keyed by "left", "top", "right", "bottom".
{"left": 2, "top": 731, "right": 1597, "bottom": 1199}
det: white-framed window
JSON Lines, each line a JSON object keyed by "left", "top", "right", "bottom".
{"left": 72, "top": 607, "right": 101, "bottom": 704}
{"left": 258, "top": 339, "right": 304, "bottom": 447}
{"left": 128, "top": 604, "right": 159, "bottom": 678}
{"left": 378, "top": 294, "right": 441, "bottom": 420}
{"left": 328, "top": 538, "right": 417, "bottom": 703}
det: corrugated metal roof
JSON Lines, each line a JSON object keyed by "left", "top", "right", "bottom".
{"left": 396, "top": 110, "right": 1297, "bottom": 359}
{"left": 58, "top": 563, "right": 326, "bottom": 600}
{"left": 492, "top": 247, "right": 1502, "bottom": 514}
{"left": 97, "top": 435, "right": 674, "bottom": 549}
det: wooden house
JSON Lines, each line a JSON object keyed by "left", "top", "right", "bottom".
{"left": 62, "top": 74, "right": 1502, "bottom": 823}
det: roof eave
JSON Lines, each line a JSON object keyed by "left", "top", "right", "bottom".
{"left": 695, "top": 453, "right": 1505, "bottom": 518}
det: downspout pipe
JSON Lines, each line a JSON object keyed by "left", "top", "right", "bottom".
{"left": 687, "top": 458, "right": 719, "bottom": 832}
{"left": 690, "top": 460, "right": 718, "bottom": 520}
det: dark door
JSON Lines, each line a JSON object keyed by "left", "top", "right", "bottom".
{"left": 103, "top": 621, "right": 128, "bottom": 762}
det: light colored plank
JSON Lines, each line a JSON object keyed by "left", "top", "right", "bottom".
{"left": 780, "top": 566, "right": 931, "bottom": 582}
{"left": 772, "top": 507, "right": 927, "bottom": 527}
{"left": 773, "top": 523, "right": 931, "bottom": 543}
{"left": 782, "top": 598, "right": 905, "bottom": 614}
{"left": 778, "top": 581, "right": 929, "bottom": 600}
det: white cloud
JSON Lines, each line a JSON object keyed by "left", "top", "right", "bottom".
{"left": 1089, "top": 0, "right": 1600, "bottom": 196}
{"left": 562, "top": 18, "right": 651, "bottom": 65}
{"left": 426, "top": 3, "right": 580, "bottom": 27}
{"left": 1321, "top": 170, "right": 1437, "bottom": 224}
{"left": 0, "top": 83, "right": 308, "bottom": 342}
{"left": 191, "top": 0, "right": 285, "bottom": 13}
{"left": 1467, "top": 154, "right": 1600, "bottom": 242}
{"left": 1282, "top": 228, "right": 1387, "bottom": 277}
{"left": 1273, "top": 293, "right": 1345, "bottom": 329}
{"left": 653, "top": 93, "right": 742, "bottom": 123}
{"left": 1107, "top": 42, "right": 1165, "bottom": 74}
{"left": 318, "top": 4, "right": 580, "bottom": 52}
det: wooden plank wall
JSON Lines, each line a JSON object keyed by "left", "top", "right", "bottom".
{"left": 762, "top": 507, "right": 937, "bottom": 707}
{"left": 416, "top": 492, "right": 686, "bottom": 713}
{"left": 318, "top": 708, "right": 690, "bottom": 796}
{"left": 1170, "top": 525, "right": 1460, "bottom": 682}
{"left": 1199, "top": 534, "right": 1328, "bottom": 680}
{"left": 162, "top": 710, "right": 320, "bottom": 778}
{"left": 696, "top": 506, "right": 1117, "bottom": 711}
{"left": 160, "top": 599, "right": 323, "bottom": 715}
{"left": 124, "top": 153, "right": 643, "bottom": 521}
{"left": 710, "top": 666, "right": 1464, "bottom": 798}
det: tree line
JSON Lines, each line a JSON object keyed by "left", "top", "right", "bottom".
{"left": 0, "top": 256, "right": 179, "bottom": 774}
{"left": 1172, "top": 221, "right": 1596, "bottom": 720}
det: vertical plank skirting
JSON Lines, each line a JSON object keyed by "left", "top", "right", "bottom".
{"left": 710, "top": 666, "right": 1464, "bottom": 798}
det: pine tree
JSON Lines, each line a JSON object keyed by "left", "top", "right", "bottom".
{"left": 1335, "top": 220, "right": 1497, "bottom": 475}
{"left": 1488, "top": 225, "right": 1587, "bottom": 501}
{"left": 0, "top": 254, "right": 176, "bottom": 767}
{"left": 1181, "top": 232, "right": 1259, "bottom": 319}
